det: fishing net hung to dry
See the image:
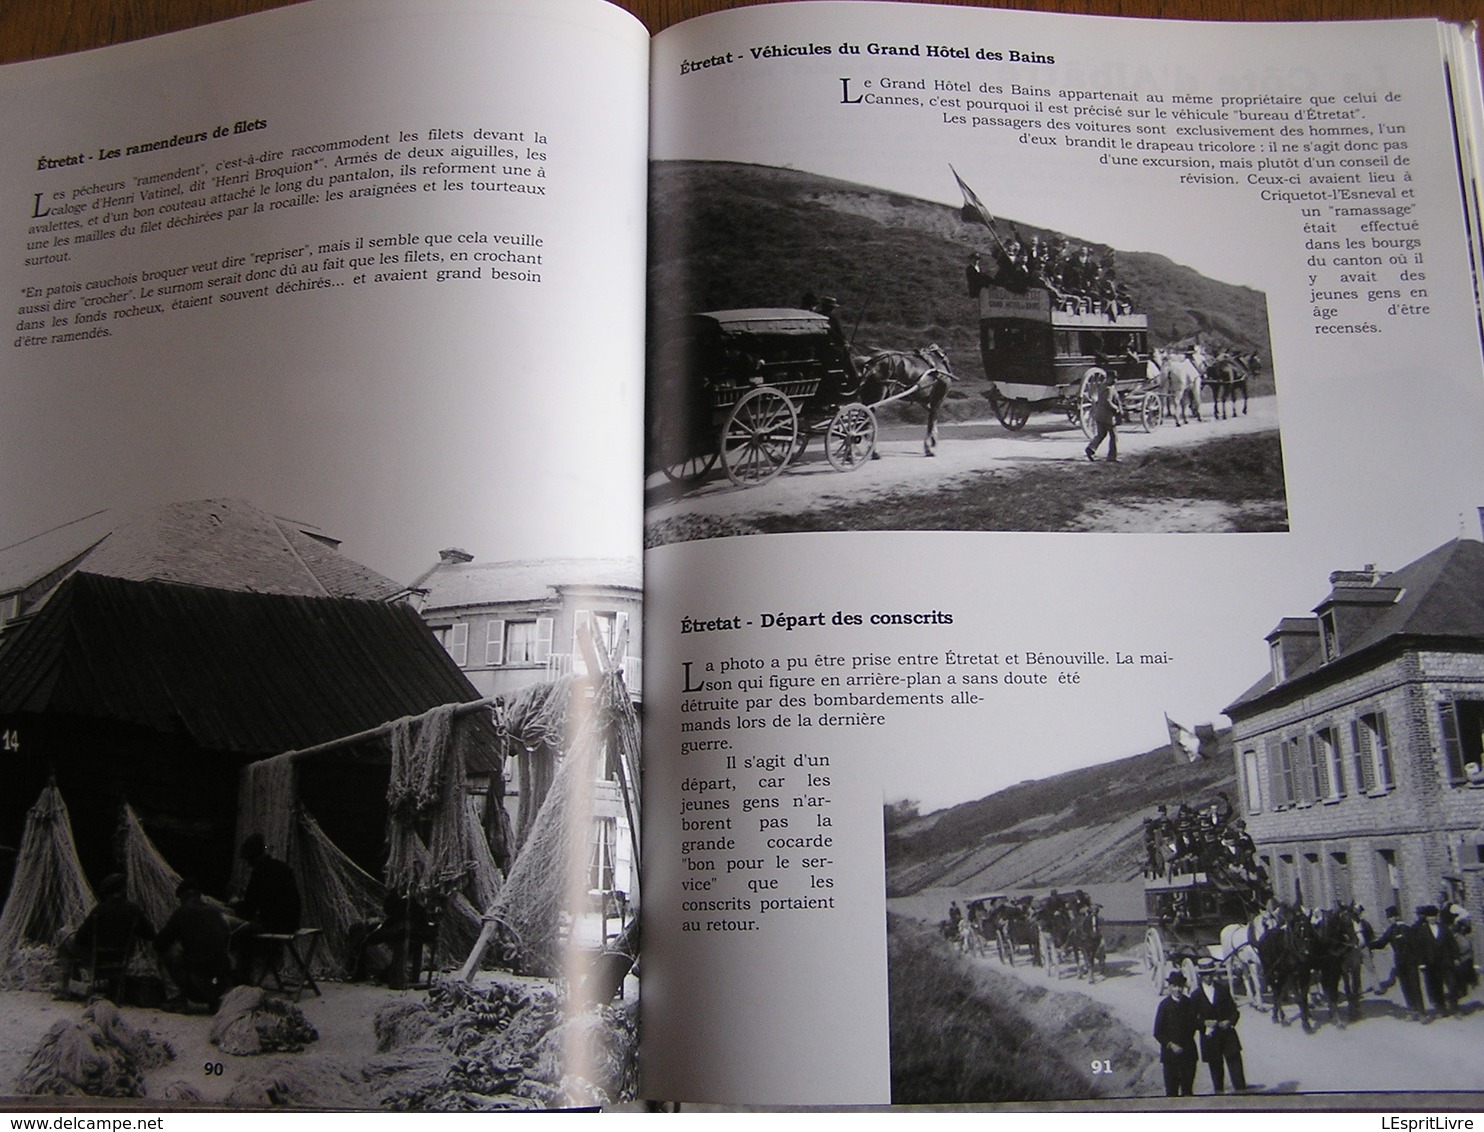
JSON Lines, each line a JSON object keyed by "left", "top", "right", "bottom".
{"left": 468, "top": 657, "right": 641, "bottom": 979}
{"left": 385, "top": 705, "right": 500, "bottom": 902}
{"left": 236, "top": 750, "right": 388, "bottom": 975}
{"left": 0, "top": 781, "right": 96, "bottom": 967}
{"left": 502, "top": 677, "right": 580, "bottom": 849}
{"left": 118, "top": 803, "right": 183, "bottom": 937}
{"left": 233, "top": 751, "right": 299, "bottom": 893}
{"left": 487, "top": 686, "right": 605, "bottom": 978}
{"left": 383, "top": 705, "right": 507, "bottom": 973}
{"left": 293, "top": 805, "right": 386, "bottom": 976}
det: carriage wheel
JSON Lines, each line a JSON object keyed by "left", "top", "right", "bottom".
{"left": 721, "top": 387, "right": 798, "bottom": 487}
{"left": 661, "top": 451, "right": 718, "bottom": 486}
{"left": 1144, "top": 928, "right": 1169, "bottom": 986}
{"left": 1078, "top": 369, "right": 1105, "bottom": 440}
{"left": 1139, "top": 392, "right": 1163, "bottom": 432}
{"left": 825, "top": 403, "right": 877, "bottom": 471}
{"left": 990, "top": 391, "right": 1031, "bottom": 432}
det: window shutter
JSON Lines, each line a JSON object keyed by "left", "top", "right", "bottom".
{"left": 1352, "top": 720, "right": 1376, "bottom": 793}
{"left": 572, "top": 610, "right": 592, "bottom": 675}
{"left": 1242, "top": 750, "right": 1263, "bottom": 814}
{"left": 448, "top": 621, "right": 468, "bottom": 667}
{"left": 1373, "top": 713, "right": 1395, "bottom": 789}
{"left": 486, "top": 619, "right": 505, "bottom": 666}
{"left": 1266, "top": 738, "right": 1289, "bottom": 807}
{"left": 1305, "top": 735, "right": 1321, "bottom": 800}
{"left": 534, "top": 616, "right": 554, "bottom": 664}
{"left": 1439, "top": 700, "right": 1466, "bottom": 782}
{"left": 1323, "top": 728, "right": 1343, "bottom": 797}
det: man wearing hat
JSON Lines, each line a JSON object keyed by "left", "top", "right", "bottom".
{"left": 1369, "top": 904, "right": 1424, "bottom": 1020}
{"left": 1192, "top": 957, "right": 1247, "bottom": 1092}
{"left": 1414, "top": 904, "right": 1460, "bottom": 1018}
{"left": 56, "top": 873, "right": 155, "bottom": 999}
{"left": 1153, "top": 968, "right": 1202, "bottom": 1096}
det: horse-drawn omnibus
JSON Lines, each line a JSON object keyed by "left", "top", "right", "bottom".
{"left": 976, "top": 285, "right": 1162, "bottom": 436}
{"left": 1144, "top": 871, "right": 1267, "bottom": 994}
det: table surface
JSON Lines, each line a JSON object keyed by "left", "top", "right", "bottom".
{"left": 0, "top": 0, "right": 1481, "bottom": 64}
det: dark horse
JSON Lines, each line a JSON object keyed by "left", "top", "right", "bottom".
{"left": 1036, "top": 899, "right": 1078, "bottom": 978}
{"left": 1256, "top": 903, "right": 1317, "bottom": 1031}
{"left": 1205, "top": 349, "right": 1256, "bottom": 420}
{"left": 1312, "top": 902, "right": 1368, "bottom": 1025}
{"left": 1070, "top": 904, "right": 1107, "bottom": 982}
{"left": 856, "top": 344, "right": 953, "bottom": 456}
{"left": 992, "top": 899, "right": 1043, "bottom": 967}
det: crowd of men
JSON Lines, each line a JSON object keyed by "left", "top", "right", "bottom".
{"left": 1143, "top": 797, "right": 1266, "bottom": 892}
{"left": 967, "top": 234, "right": 1133, "bottom": 317}
{"left": 1368, "top": 899, "right": 1475, "bottom": 1022}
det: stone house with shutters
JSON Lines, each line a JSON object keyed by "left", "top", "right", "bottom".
{"left": 1224, "top": 537, "right": 1484, "bottom": 959}
{"left": 409, "top": 551, "right": 642, "bottom": 926}
{"left": 409, "top": 551, "right": 642, "bottom": 702}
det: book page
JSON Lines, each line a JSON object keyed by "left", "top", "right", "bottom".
{"left": 643, "top": 1, "right": 1484, "bottom": 1106}
{"left": 0, "top": 0, "right": 648, "bottom": 1111}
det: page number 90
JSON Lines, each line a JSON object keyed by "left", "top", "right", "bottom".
{"left": 1091, "top": 1059, "right": 1113, "bottom": 1074}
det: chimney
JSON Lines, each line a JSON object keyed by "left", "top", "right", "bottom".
{"left": 1329, "top": 565, "right": 1384, "bottom": 588}
{"left": 438, "top": 547, "right": 474, "bottom": 565}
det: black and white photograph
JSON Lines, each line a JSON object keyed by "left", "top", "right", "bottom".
{"left": 0, "top": 517, "right": 644, "bottom": 1109}
{"left": 0, "top": 0, "right": 649, "bottom": 1108}
{"left": 884, "top": 523, "right": 1484, "bottom": 1103}
{"left": 644, "top": 161, "right": 1284, "bottom": 546}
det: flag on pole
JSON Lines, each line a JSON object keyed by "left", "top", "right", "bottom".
{"left": 1165, "top": 713, "right": 1201, "bottom": 764}
{"left": 951, "top": 165, "right": 996, "bottom": 229}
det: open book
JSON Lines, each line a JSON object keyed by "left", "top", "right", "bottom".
{"left": 1, "top": 0, "right": 1483, "bottom": 1112}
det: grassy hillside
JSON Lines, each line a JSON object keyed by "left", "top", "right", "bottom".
{"left": 888, "top": 914, "right": 1157, "bottom": 1102}
{"left": 885, "top": 733, "right": 1236, "bottom": 898}
{"left": 648, "top": 160, "right": 1273, "bottom": 384}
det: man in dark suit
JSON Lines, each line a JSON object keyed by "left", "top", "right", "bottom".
{"left": 232, "top": 833, "right": 301, "bottom": 984}
{"left": 154, "top": 879, "right": 232, "bottom": 1011}
{"left": 1153, "top": 970, "right": 1202, "bottom": 1096}
{"left": 1370, "top": 904, "right": 1425, "bottom": 1019}
{"left": 1192, "top": 957, "right": 1247, "bottom": 1092}
{"left": 1414, "top": 904, "right": 1460, "bottom": 1018}
{"left": 57, "top": 873, "right": 155, "bottom": 1000}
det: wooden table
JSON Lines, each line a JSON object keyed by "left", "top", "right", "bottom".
{"left": 1, "top": 0, "right": 1481, "bottom": 64}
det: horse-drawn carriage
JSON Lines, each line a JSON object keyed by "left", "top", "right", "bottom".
{"left": 1143, "top": 871, "right": 1267, "bottom": 995}
{"left": 648, "top": 308, "right": 953, "bottom": 488}
{"left": 973, "top": 285, "right": 1162, "bottom": 437}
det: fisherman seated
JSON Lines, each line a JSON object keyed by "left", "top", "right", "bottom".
{"left": 350, "top": 893, "right": 438, "bottom": 989}
{"left": 154, "top": 879, "right": 234, "bottom": 1012}
{"left": 56, "top": 873, "right": 155, "bottom": 1001}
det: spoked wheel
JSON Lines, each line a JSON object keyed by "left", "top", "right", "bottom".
{"left": 1144, "top": 927, "right": 1168, "bottom": 986}
{"left": 1078, "top": 368, "right": 1107, "bottom": 440}
{"left": 661, "top": 450, "right": 718, "bottom": 485}
{"left": 825, "top": 402, "right": 877, "bottom": 471}
{"left": 721, "top": 387, "right": 798, "bottom": 486}
{"left": 990, "top": 391, "right": 1031, "bottom": 431}
{"left": 1139, "top": 392, "right": 1164, "bottom": 432}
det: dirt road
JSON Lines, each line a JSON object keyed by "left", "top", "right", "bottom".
{"left": 960, "top": 937, "right": 1484, "bottom": 1100}
{"left": 646, "top": 395, "right": 1281, "bottom": 535}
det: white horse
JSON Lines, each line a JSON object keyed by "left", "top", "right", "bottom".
{"left": 1157, "top": 344, "right": 1208, "bottom": 426}
{"left": 1218, "top": 918, "right": 1266, "bottom": 1004}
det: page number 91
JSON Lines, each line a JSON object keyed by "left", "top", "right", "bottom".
{"left": 1091, "top": 1059, "right": 1113, "bottom": 1074}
